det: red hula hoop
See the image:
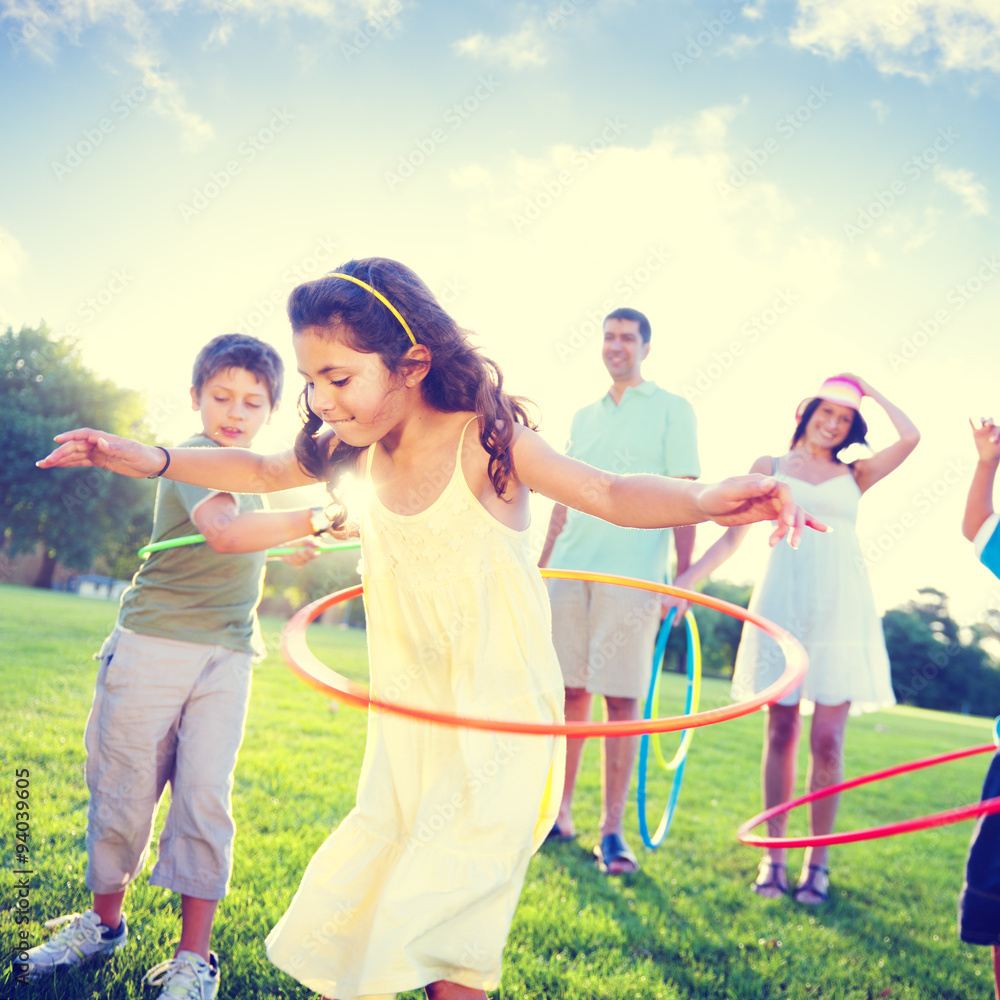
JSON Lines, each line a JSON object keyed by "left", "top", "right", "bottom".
{"left": 737, "top": 742, "right": 1000, "bottom": 848}
{"left": 279, "top": 569, "right": 809, "bottom": 738}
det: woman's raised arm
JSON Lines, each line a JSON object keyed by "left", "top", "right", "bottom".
{"left": 844, "top": 375, "right": 920, "bottom": 493}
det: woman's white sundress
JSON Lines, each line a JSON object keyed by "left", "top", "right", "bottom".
{"left": 266, "top": 420, "right": 565, "bottom": 999}
{"left": 730, "top": 464, "right": 896, "bottom": 715}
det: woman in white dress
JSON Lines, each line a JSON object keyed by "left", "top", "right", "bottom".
{"left": 672, "top": 375, "right": 919, "bottom": 905}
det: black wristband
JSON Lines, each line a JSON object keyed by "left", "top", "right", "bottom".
{"left": 147, "top": 446, "right": 171, "bottom": 479}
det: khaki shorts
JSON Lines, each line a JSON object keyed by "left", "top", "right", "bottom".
{"left": 84, "top": 627, "right": 253, "bottom": 899}
{"left": 547, "top": 579, "right": 661, "bottom": 699}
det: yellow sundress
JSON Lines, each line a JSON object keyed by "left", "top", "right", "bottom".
{"left": 266, "top": 421, "right": 565, "bottom": 999}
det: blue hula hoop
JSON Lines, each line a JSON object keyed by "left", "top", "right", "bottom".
{"left": 637, "top": 608, "right": 699, "bottom": 849}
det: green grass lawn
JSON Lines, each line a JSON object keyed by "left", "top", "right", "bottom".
{"left": 1, "top": 585, "right": 997, "bottom": 999}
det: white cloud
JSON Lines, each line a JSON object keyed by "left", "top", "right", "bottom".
{"left": 0, "top": 0, "right": 404, "bottom": 145}
{"left": 452, "top": 16, "right": 549, "bottom": 69}
{"left": 446, "top": 101, "right": 849, "bottom": 418}
{"left": 789, "top": 0, "right": 1000, "bottom": 78}
{"left": 870, "top": 98, "right": 891, "bottom": 122}
{"left": 129, "top": 49, "right": 215, "bottom": 149}
{"left": 718, "top": 33, "right": 764, "bottom": 58}
{"left": 934, "top": 165, "right": 990, "bottom": 214}
{"left": 448, "top": 163, "right": 494, "bottom": 192}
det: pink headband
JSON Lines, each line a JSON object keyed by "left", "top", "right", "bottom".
{"left": 795, "top": 376, "right": 863, "bottom": 420}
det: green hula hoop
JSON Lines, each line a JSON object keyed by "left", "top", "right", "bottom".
{"left": 137, "top": 534, "right": 361, "bottom": 559}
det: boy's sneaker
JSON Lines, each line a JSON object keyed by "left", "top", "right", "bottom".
{"left": 25, "top": 910, "right": 128, "bottom": 980}
{"left": 144, "top": 950, "right": 220, "bottom": 1000}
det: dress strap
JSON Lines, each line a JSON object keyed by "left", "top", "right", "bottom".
{"left": 457, "top": 416, "right": 480, "bottom": 457}
{"left": 771, "top": 456, "right": 778, "bottom": 476}
{"left": 365, "top": 442, "right": 378, "bottom": 480}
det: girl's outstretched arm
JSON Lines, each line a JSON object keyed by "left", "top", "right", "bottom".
{"left": 36, "top": 427, "right": 321, "bottom": 493}
{"left": 670, "top": 456, "right": 775, "bottom": 594}
{"left": 512, "top": 428, "right": 825, "bottom": 547}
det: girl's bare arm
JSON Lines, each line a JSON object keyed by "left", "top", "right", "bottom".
{"left": 36, "top": 427, "right": 324, "bottom": 493}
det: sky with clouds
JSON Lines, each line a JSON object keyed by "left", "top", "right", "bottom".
{"left": 2, "top": 0, "right": 999, "bottom": 624}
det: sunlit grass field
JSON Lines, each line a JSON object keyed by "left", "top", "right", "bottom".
{"left": 1, "top": 585, "right": 997, "bottom": 999}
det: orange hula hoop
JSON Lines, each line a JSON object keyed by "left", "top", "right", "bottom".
{"left": 280, "top": 569, "right": 808, "bottom": 738}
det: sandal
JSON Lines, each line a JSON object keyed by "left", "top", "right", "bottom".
{"left": 751, "top": 858, "right": 788, "bottom": 899}
{"left": 594, "top": 833, "right": 639, "bottom": 875}
{"left": 793, "top": 864, "right": 830, "bottom": 905}
{"left": 544, "top": 822, "right": 576, "bottom": 843}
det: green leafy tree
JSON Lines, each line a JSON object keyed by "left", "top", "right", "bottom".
{"left": 260, "top": 545, "right": 363, "bottom": 621}
{"left": 662, "top": 579, "right": 753, "bottom": 677}
{"left": 0, "top": 325, "right": 155, "bottom": 587}
{"left": 883, "top": 588, "right": 1000, "bottom": 717}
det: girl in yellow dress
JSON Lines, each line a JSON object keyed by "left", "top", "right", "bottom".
{"left": 39, "top": 257, "right": 823, "bottom": 1000}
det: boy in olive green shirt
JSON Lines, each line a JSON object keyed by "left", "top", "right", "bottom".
{"left": 26, "top": 334, "right": 336, "bottom": 1000}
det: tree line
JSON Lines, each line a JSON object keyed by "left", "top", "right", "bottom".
{"left": 665, "top": 581, "right": 1000, "bottom": 719}
{"left": 4, "top": 325, "right": 998, "bottom": 717}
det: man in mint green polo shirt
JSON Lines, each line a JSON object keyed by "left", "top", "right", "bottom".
{"left": 539, "top": 307, "right": 700, "bottom": 874}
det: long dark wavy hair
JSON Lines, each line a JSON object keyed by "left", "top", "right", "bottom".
{"left": 290, "top": 257, "right": 536, "bottom": 526}
{"left": 790, "top": 397, "right": 869, "bottom": 463}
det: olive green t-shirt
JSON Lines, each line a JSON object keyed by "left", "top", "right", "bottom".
{"left": 118, "top": 435, "right": 268, "bottom": 656}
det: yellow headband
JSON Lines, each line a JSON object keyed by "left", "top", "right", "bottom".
{"left": 325, "top": 272, "right": 417, "bottom": 346}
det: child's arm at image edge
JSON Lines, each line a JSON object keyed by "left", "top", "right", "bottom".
{"left": 964, "top": 419, "right": 1000, "bottom": 542}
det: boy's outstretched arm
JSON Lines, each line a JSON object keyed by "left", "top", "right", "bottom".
{"left": 963, "top": 418, "right": 1000, "bottom": 542}
{"left": 191, "top": 493, "right": 342, "bottom": 555}
{"left": 512, "top": 427, "right": 826, "bottom": 548}
{"left": 36, "top": 427, "right": 321, "bottom": 493}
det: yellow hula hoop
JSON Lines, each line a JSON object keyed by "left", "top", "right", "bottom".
{"left": 651, "top": 611, "right": 703, "bottom": 771}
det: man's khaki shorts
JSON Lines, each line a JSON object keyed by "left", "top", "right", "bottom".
{"left": 547, "top": 579, "right": 661, "bottom": 699}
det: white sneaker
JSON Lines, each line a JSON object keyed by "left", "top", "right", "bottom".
{"left": 25, "top": 910, "right": 128, "bottom": 980}
{"left": 144, "top": 950, "right": 220, "bottom": 1000}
